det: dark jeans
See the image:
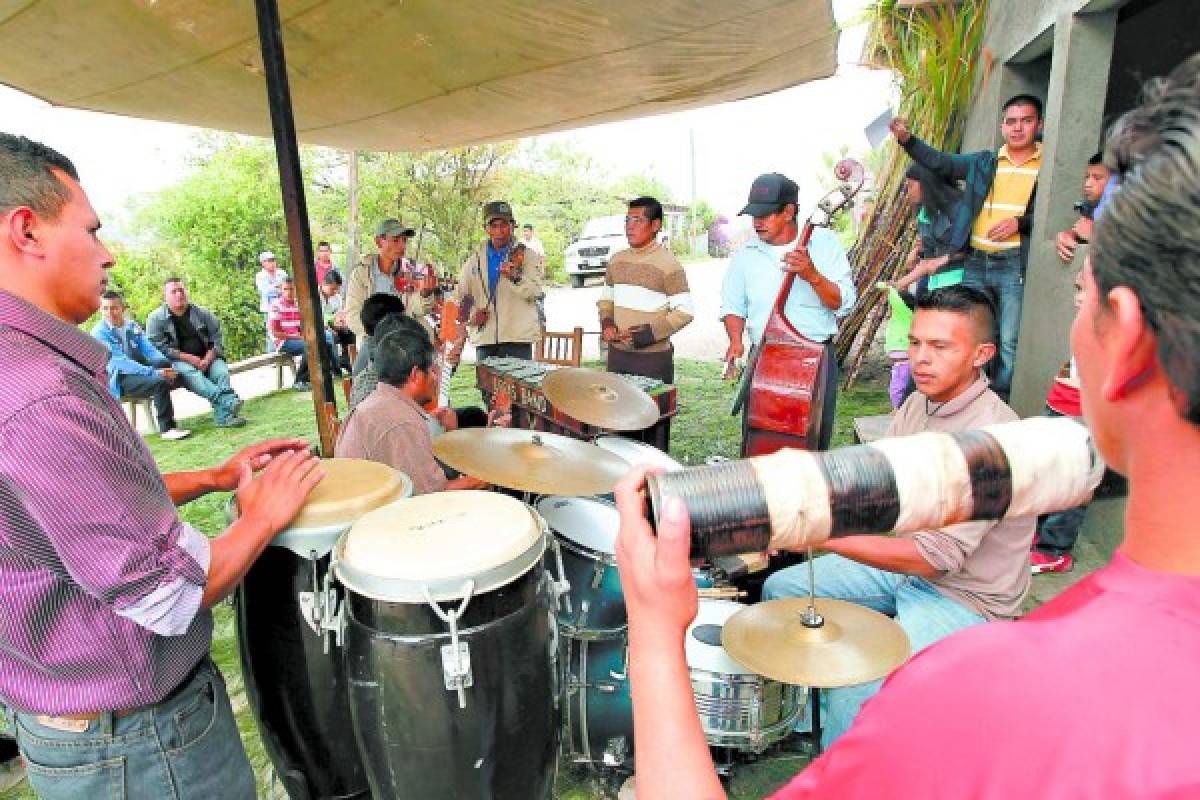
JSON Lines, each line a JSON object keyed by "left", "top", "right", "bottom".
{"left": 962, "top": 249, "right": 1024, "bottom": 399}
{"left": 330, "top": 326, "right": 355, "bottom": 372}
{"left": 118, "top": 373, "right": 176, "bottom": 431}
{"left": 607, "top": 345, "right": 674, "bottom": 384}
{"left": 278, "top": 331, "right": 337, "bottom": 384}
{"left": 476, "top": 342, "right": 533, "bottom": 361}
{"left": 1036, "top": 407, "right": 1089, "bottom": 555}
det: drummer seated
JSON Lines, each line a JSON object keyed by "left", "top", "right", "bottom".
{"left": 760, "top": 286, "right": 1036, "bottom": 748}
{"left": 335, "top": 314, "right": 496, "bottom": 494}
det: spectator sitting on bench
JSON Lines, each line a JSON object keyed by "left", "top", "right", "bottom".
{"left": 270, "top": 276, "right": 339, "bottom": 392}
{"left": 147, "top": 276, "right": 247, "bottom": 428}
{"left": 92, "top": 290, "right": 191, "bottom": 441}
{"left": 348, "top": 292, "right": 406, "bottom": 410}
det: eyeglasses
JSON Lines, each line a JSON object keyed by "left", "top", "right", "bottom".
{"left": 625, "top": 215, "right": 651, "bottom": 225}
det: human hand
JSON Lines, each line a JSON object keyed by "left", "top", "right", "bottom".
{"left": 986, "top": 217, "right": 1019, "bottom": 242}
{"left": 234, "top": 449, "right": 324, "bottom": 535}
{"left": 487, "top": 410, "right": 513, "bottom": 428}
{"left": 211, "top": 438, "right": 312, "bottom": 492}
{"left": 499, "top": 260, "right": 516, "bottom": 280}
{"left": 1072, "top": 216, "right": 1093, "bottom": 243}
{"left": 889, "top": 116, "right": 911, "bottom": 144}
{"left": 601, "top": 324, "right": 621, "bottom": 343}
{"left": 917, "top": 254, "right": 949, "bottom": 276}
{"left": 472, "top": 308, "right": 490, "bottom": 328}
{"left": 781, "top": 247, "right": 818, "bottom": 281}
{"left": 432, "top": 407, "right": 459, "bottom": 431}
{"left": 334, "top": 310, "right": 347, "bottom": 328}
{"left": 1055, "top": 230, "right": 1079, "bottom": 263}
{"left": 905, "top": 242, "right": 921, "bottom": 269}
{"left": 613, "top": 465, "right": 698, "bottom": 641}
{"left": 159, "top": 368, "right": 179, "bottom": 383}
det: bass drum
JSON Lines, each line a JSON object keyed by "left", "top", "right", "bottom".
{"left": 335, "top": 491, "right": 559, "bottom": 800}
{"left": 233, "top": 458, "right": 411, "bottom": 800}
{"left": 686, "top": 600, "right": 806, "bottom": 753}
{"left": 594, "top": 435, "right": 683, "bottom": 472}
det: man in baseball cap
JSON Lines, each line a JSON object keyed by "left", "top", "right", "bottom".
{"left": 453, "top": 200, "right": 544, "bottom": 361}
{"left": 720, "top": 172, "right": 856, "bottom": 450}
{"left": 343, "top": 217, "right": 427, "bottom": 372}
{"left": 254, "top": 250, "right": 286, "bottom": 351}
{"left": 738, "top": 172, "right": 800, "bottom": 216}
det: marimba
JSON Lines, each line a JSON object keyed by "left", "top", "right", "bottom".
{"left": 475, "top": 357, "right": 677, "bottom": 450}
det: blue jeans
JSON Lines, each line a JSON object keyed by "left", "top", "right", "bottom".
{"left": 962, "top": 249, "right": 1025, "bottom": 398}
{"left": 277, "top": 331, "right": 335, "bottom": 383}
{"left": 118, "top": 373, "right": 177, "bottom": 431}
{"left": 1036, "top": 408, "right": 1089, "bottom": 555}
{"left": 172, "top": 358, "right": 240, "bottom": 423}
{"left": 5, "top": 659, "right": 255, "bottom": 800}
{"left": 762, "top": 554, "right": 985, "bottom": 747}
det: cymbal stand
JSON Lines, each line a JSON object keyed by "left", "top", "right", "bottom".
{"left": 799, "top": 547, "right": 825, "bottom": 756}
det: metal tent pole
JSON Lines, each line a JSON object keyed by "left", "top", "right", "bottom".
{"left": 253, "top": 0, "right": 337, "bottom": 456}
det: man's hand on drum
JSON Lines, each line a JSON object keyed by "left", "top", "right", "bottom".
{"left": 432, "top": 407, "right": 459, "bottom": 431}
{"left": 235, "top": 449, "right": 324, "bottom": 536}
{"left": 211, "top": 438, "right": 313, "bottom": 493}
{"left": 613, "top": 465, "right": 698, "bottom": 641}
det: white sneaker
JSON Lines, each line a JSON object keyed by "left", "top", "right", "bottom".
{"left": 161, "top": 427, "right": 192, "bottom": 441}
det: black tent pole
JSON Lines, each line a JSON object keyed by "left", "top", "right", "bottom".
{"left": 253, "top": 0, "right": 337, "bottom": 456}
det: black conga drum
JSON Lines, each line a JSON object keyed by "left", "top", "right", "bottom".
{"left": 333, "top": 490, "right": 559, "bottom": 800}
{"left": 233, "top": 458, "right": 412, "bottom": 800}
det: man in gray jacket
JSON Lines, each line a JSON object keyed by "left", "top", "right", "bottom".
{"left": 147, "top": 277, "right": 247, "bottom": 428}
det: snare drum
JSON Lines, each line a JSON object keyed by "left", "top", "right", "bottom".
{"left": 334, "top": 491, "right": 559, "bottom": 800}
{"left": 537, "top": 495, "right": 625, "bottom": 635}
{"left": 686, "top": 600, "right": 806, "bottom": 753}
{"left": 233, "top": 458, "right": 411, "bottom": 800}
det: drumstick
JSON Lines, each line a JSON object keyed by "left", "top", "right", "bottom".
{"left": 696, "top": 587, "right": 748, "bottom": 600}
{"left": 648, "top": 416, "right": 1104, "bottom": 557}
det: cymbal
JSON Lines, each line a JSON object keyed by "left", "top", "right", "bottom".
{"left": 722, "top": 598, "right": 910, "bottom": 688}
{"left": 433, "top": 427, "right": 631, "bottom": 496}
{"left": 541, "top": 368, "right": 660, "bottom": 431}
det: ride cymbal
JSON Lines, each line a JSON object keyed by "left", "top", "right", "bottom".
{"left": 541, "top": 368, "right": 660, "bottom": 431}
{"left": 721, "top": 598, "right": 910, "bottom": 688}
{"left": 433, "top": 427, "right": 630, "bottom": 496}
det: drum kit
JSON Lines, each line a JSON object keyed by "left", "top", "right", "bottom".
{"left": 232, "top": 374, "right": 913, "bottom": 799}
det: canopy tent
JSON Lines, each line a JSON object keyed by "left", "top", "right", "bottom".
{"left": 0, "top": 0, "right": 838, "bottom": 152}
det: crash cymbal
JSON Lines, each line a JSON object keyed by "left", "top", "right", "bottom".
{"left": 722, "top": 598, "right": 910, "bottom": 688}
{"left": 433, "top": 427, "right": 631, "bottom": 496}
{"left": 541, "top": 368, "right": 660, "bottom": 431}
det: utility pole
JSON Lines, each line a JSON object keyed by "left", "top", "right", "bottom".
{"left": 689, "top": 128, "right": 698, "bottom": 253}
{"left": 347, "top": 149, "right": 360, "bottom": 267}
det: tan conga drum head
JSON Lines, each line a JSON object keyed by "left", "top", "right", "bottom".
{"left": 335, "top": 490, "right": 545, "bottom": 603}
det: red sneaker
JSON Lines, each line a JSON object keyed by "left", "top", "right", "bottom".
{"left": 1031, "top": 551, "right": 1074, "bottom": 575}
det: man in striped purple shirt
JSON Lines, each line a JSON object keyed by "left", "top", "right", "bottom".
{"left": 0, "top": 133, "right": 324, "bottom": 799}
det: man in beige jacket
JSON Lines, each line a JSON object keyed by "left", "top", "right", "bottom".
{"left": 343, "top": 217, "right": 429, "bottom": 371}
{"left": 455, "top": 201, "right": 544, "bottom": 361}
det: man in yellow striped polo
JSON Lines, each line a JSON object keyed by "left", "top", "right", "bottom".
{"left": 890, "top": 95, "right": 1044, "bottom": 399}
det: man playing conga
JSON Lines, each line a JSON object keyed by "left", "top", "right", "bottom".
{"left": 0, "top": 133, "right": 323, "bottom": 800}
{"left": 613, "top": 55, "right": 1200, "bottom": 798}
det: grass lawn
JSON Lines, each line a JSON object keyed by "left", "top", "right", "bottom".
{"left": 1, "top": 359, "right": 889, "bottom": 800}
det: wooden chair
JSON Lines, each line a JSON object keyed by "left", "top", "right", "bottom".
{"left": 342, "top": 375, "right": 353, "bottom": 404}
{"left": 322, "top": 401, "right": 343, "bottom": 443}
{"left": 536, "top": 326, "right": 584, "bottom": 367}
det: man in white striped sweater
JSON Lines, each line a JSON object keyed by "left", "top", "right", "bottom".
{"left": 598, "top": 196, "right": 694, "bottom": 384}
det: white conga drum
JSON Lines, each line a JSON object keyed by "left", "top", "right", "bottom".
{"left": 686, "top": 599, "right": 806, "bottom": 753}
{"left": 334, "top": 491, "right": 559, "bottom": 800}
{"left": 233, "top": 458, "right": 411, "bottom": 800}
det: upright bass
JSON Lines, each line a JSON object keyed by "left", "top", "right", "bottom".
{"left": 734, "top": 159, "right": 864, "bottom": 457}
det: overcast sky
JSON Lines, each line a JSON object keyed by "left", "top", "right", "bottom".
{"left": 0, "top": 0, "right": 894, "bottom": 235}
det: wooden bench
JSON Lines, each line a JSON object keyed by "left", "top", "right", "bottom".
{"left": 228, "top": 352, "right": 297, "bottom": 389}
{"left": 120, "top": 353, "right": 297, "bottom": 432}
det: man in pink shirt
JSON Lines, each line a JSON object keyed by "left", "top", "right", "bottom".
{"left": 612, "top": 55, "right": 1200, "bottom": 799}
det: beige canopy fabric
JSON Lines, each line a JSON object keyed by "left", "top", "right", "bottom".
{"left": 0, "top": 0, "right": 838, "bottom": 151}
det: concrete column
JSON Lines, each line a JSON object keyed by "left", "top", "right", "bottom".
{"left": 1010, "top": 8, "right": 1118, "bottom": 417}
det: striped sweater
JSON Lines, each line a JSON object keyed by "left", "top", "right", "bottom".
{"left": 597, "top": 241, "right": 694, "bottom": 353}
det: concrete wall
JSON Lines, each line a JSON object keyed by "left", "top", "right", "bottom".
{"left": 956, "top": 0, "right": 1128, "bottom": 552}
